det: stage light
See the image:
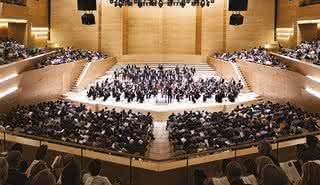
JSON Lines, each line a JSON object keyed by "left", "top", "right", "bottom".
{"left": 110, "top": 0, "right": 114, "bottom": 3}
{"left": 206, "top": 0, "right": 210, "bottom": 7}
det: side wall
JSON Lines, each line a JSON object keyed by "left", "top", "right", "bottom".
{"left": 237, "top": 61, "right": 320, "bottom": 112}
{"left": 0, "top": 61, "right": 86, "bottom": 112}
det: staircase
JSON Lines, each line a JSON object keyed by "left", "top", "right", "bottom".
{"left": 230, "top": 62, "right": 252, "bottom": 94}
{"left": 231, "top": 62, "right": 265, "bottom": 103}
{"left": 70, "top": 62, "right": 92, "bottom": 93}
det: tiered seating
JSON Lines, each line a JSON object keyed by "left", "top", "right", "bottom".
{"left": 0, "top": 100, "right": 153, "bottom": 156}
{"left": 167, "top": 101, "right": 320, "bottom": 155}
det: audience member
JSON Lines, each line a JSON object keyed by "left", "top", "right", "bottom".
{"left": 83, "top": 159, "right": 112, "bottom": 185}
{"left": 296, "top": 135, "right": 320, "bottom": 163}
{"left": 213, "top": 47, "right": 288, "bottom": 69}
{"left": 87, "top": 64, "right": 243, "bottom": 104}
{"left": 36, "top": 47, "right": 107, "bottom": 68}
{"left": 0, "top": 40, "right": 46, "bottom": 65}
{"left": 2, "top": 0, "right": 25, "bottom": 5}
{"left": 226, "top": 161, "right": 251, "bottom": 185}
{"left": 61, "top": 154, "right": 80, "bottom": 185}
{"left": 261, "top": 164, "right": 290, "bottom": 185}
{"left": 0, "top": 157, "right": 8, "bottom": 185}
{"left": 258, "top": 141, "right": 279, "bottom": 165}
{"left": 256, "top": 156, "right": 274, "bottom": 185}
{"left": 30, "top": 169, "right": 56, "bottom": 185}
{"left": 299, "top": 161, "right": 320, "bottom": 185}
{"left": 279, "top": 40, "right": 320, "bottom": 65}
{"left": 26, "top": 145, "right": 49, "bottom": 178}
{"left": 0, "top": 101, "right": 153, "bottom": 156}
{"left": 167, "top": 102, "right": 320, "bottom": 155}
{"left": 6, "top": 151, "right": 27, "bottom": 185}
{"left": 244, "top": 159, "right": 257, "bottom": 177}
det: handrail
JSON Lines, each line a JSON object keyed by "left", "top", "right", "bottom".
{"left": 1, "top": 129, "right": 320, "bottom": 163}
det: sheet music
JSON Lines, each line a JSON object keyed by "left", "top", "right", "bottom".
{"left": 280, "top": 161, "right": 301, "bottom": 185}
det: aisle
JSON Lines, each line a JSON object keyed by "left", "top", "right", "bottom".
{"left": 148, "top": 121, "right": 172, "bottom": 160}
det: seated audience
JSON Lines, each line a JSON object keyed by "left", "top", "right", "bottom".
{"left": 30, "top": 168, "right": 56, "bottom": 185}
{"left": 279, "top": 40, "right": 320, "bottom": 65}
{"left": 0, "top": 101, "right": 153, "bottom": 156}
{"left": 244, "top": 159, "right": 257, "bottom": 178}
{"left": 296, "top": 135, "right": 320, "bottom": 163}
{"left": 2, "top": 0, "right": 25, "bottom": 5}
{"left": 0, "top": 40, "right": 47, "bottom": 65}
{"left": 87, "top": 64, "right": 243, "bottom": 104}
{"left": 82, "top": 159, "right": 112, "bottom": 185}
{"left": 167, "top": 102, "right": 320, "bottom": 155}
{"left": 261, "top": 164, "right": 290, "bottom": 185}
{"left": 258, "top": 141, "right": 279, "bottom": 165}
{"left": 256, "top": 156, "right": 275, "bottom": 185}
{"left": 61, "top": 154, "right": 80, "bottom": 185}
{"left": 299, "top": 161, "right": 320, "bottom": 185}
{"left": 226, "top": 161, "right": 251, "bottom": 185}
{"left": 26, "top": 145, "right": 49, "bottom": 178}
{"left": 213, "top": 47, "right": 288, "bottom": 69}
{"left": 6, "top": 150, "right": 28, "bottom": 185}
{"left": 36, "top": 47, "right": 107, "bottom": 68}
{"left": 0, "top": 157, "right": 8, "bottom": 185}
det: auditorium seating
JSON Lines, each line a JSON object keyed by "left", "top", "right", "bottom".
{"left": 0, "top": 100, "right": 154, "bottom": 156}
{"left": 279, "top": 40, "right": 320, "bottom": 66}
{"left": 0, "top": 40, "right": 47, "bottom": 66}
{"left": 167, "top": 101, "right": 320, "bottom": 155}
{"left": 35, "top": 47, "right": 107, "bottom": 69}
{"left": 213, "top": 47, "right": 288, "bottom": 69}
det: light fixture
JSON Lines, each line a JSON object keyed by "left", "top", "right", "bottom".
{"left": 306, "top": 75, "right": 320, "bottom": 83}
{"left": 0, "top": 87, "right": 18, "bottom": 99}
{"left": 0, "top": 74, "right": 18, "bottom": 84}
{"left": 0, "top": 18, "right": 27, "bottom": 23}
{"left": 298, "top": 19, "right": 320, "bottom": 24}
{"left": 306, "top": 88, "right": 320, "bottom": 99}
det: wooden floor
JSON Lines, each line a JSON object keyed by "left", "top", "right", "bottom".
{"left": 148, "top": 121, "right": 172, "bottom": 160}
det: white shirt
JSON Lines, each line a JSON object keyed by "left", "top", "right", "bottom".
{"left": 83, "top": 173, "right": 112, "bottom": 185}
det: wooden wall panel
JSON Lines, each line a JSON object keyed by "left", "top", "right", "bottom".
{"left": 0, "top": 61, "right": 86, "bottom": 112}
{"left": 201, "top": 2, "right": 225, "bottom": 55}
{"left": 101, "top": 4, "right": 122, "bottom": 56}
{"left": 51, "top": 0, "right": 99, "bottom": 50}
{"left": 163, "top": 6, "right": 196, "bottom": 54}
{"left": 226, "top": 0, "right": 275, "bottom": 51}
{"left": 238, "top": 61, "right": 320, "bottom": 113}
{"left": 298, "top": 23, "right": 318, "bottom": 42}
{"left": 127, "top": 7, "right": 162, "bottom": 54}
{"left": 28, "top": 0, "right": 49, "bottom": 27}
{"left": 51, "top": 0, "right": 276, "bottom": 56}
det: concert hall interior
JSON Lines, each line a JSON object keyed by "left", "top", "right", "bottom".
{"left": 1, "top": 0, "right": 320, "bottom": 185}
